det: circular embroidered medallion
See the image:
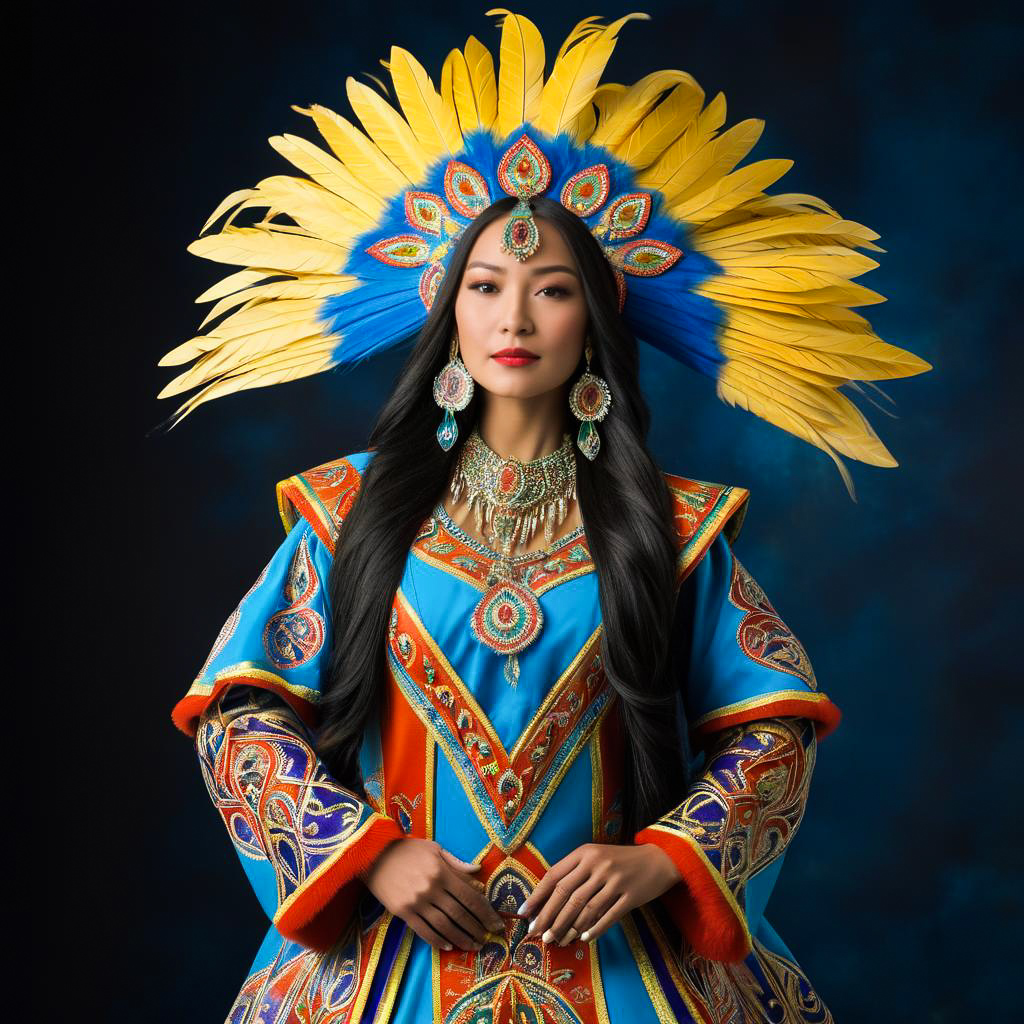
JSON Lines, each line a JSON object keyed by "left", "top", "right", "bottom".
{"left": 263, "top": 608, "right": 325, "bottom": 668}
{"left": 470, "top": 578, "right": 543, "bottom": 656}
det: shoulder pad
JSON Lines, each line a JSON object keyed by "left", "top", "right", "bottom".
{"left": 275, "top": 450, "right": 377, "bottom": 554}
{"left": 662, "top": 471, "right": 750, "bottom": 586}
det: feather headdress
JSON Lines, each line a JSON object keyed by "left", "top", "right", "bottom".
{"left": 156, "top": 8, "right": 931, "bottom": 497}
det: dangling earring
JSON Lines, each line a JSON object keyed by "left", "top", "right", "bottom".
{"left": 568, "top": 336, "right": 612, "bottom": 461}
{"left": 433, "top": 329, "right": 475, "bottom": 451}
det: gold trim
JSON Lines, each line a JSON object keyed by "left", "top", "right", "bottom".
{"left": 368, "top": 925, "right": 415, "bottom": 1024}
{"left": 184, "top": 662, "right": 321, "bottom": 705}
{"left": 632, "top": 905, "right": 709, "bottom": 1020}
{"left": 618, "top": 912, "right": 682, "bottom": 1022}
{"left": 590, "top": 729, "right": 609, "bottom": 844}
{"left": 349, "top": 911, "right": 401, "bottom": 1024}
{"left": 589, "top": 927, "right": 614, "bottom": 1024}
{"left": 690, "top": 689, "right": 835, "bottom": 729}
{"left": 425, "top": 731, "right": 435, "bottom": 841}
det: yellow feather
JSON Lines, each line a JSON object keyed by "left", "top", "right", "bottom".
{"left": 742, "top": 192, "right": 841, "bottom": 218}
{"left": 614, "top": 81, "right": 707, "bottom": 171}
{"left": 718, "top": 357, "right": 847, "bottom": 427}
{"left": 695, "top": 212, "right": 879, "bottom": 248}
{"left": 186, "top": 225, "right": 347, "bottom": 276}
{"left": 486, "top": 9, "right": 546, "bottom": 139}
{"left": 718, "top": 325, "right": 894, "bottom": 383}
{"left": 157, "top": 308, "right": 330, "bottom": 395}
{"left": 266, "top": 135, "right": 378, "bottom": 221}
{"left": 345, "top": 77, "right": 427, "bottom": 183}
{"left": 158, "top": 331, "right": 327, "bottom": 399}
{"left": 161, "top": 346, "right": 338, "bottom": 430}
{"left": 292, "top": 103, "right": 406, "bottom": 199}
{"left": 716, "top": 371, "right": 858, "bottom": 498}
{"left": 632, "top": 91, "right": 725, "bottom": 187}
{"left": 656, "top": 119, "right": 765, "bottom": 206}
{"left": 698, "top": 277, "right": 886, "bottom": 308}
{"left": 591, "top": 82, "right": 628, "bottom": 126}
{"left": 535, "top": 13, "right": 650, "bottom": 138}
{"left": 200, "top": 189, "right": 256, "bottom": 236}
{"left": 445, "top": 39, "right": 498, "bottom": 135}
{"left": 670, "top": 158, "right": 794, "bottom": 223}
{"left": 239, "top": 175, "right": 372, "bottom": 241}
{"left": 465, "top": 36, "right": 499, "bottom": 131}
{"left": 712, "top": 251, "right": 881, "bottom": 288}
{"left": 382, "top": 45, "right": 463, "bottom": 160}
{"left": 195, "top": 269, "right": 282, "bottom": 304}
{"left": 198, "top": 277, "right": 351, "bottom": 330}
{"left": 590, "top": 71, "right": 697, "bottom": 150}
{"left": 554, "top": 16, "right": 605, "bottom": 63}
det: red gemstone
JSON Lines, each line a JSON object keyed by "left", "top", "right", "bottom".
{"left": 499, "top": 464, "right": 519, "bottom": 494}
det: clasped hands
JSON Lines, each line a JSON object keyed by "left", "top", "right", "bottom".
{"left": 360, "top": 837, "right": 682, "bottom": 953}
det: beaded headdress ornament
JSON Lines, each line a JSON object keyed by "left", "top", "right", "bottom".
{"left": 155, "top": 9, "right": 931, "bottom": 499}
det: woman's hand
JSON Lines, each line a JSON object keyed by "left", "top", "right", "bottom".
{"left": 515, "top": 843, "right": 682, "bottom": 946}
{"left": 358, "top": 838, "right": 505, "bottom": 952}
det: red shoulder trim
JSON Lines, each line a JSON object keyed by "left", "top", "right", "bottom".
{"left": 662, "top": 471, "right": 751, "bottom": 588}
{"left": 275, "top": 455, "right": 367, "bottom": 556}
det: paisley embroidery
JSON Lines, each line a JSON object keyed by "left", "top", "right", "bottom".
{"left": 728, "top": 555, "right": 818, "bottom": 689}
{"left": 263, "top": 531, "right": 326, "bottom": 670}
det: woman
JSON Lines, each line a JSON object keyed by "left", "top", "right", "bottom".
{"left": 164, "top": 12, "right": 929, "bottom": 1021}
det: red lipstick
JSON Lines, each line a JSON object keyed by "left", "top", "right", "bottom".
{"left": 492, "top": 347, "right": 539, "bottom": 366}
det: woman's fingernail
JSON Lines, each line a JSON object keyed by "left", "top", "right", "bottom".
{"left": 517, "top": 900, "right": 529, "bottom": 915}
{"left": 579, "top": 930, "right": 590, "bottom": 942}
{"left": 442, "top": 943, "right": 453, "bottom": 951}
{"left": 527, "top": 918, "right": 536, "bottom": 934}
{"left": 541, "top": 929, "right": 554, "bottom": 944}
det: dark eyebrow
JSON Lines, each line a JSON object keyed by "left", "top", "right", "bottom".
{"left": 467, "top": 261, "right": 579, "bottom": 278}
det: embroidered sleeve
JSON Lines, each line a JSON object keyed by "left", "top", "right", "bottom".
{"left": 634, "top": 716, "right": 817, "bottom": 963}
{"left": 195, "top": 684, "right": 405, "bottom": 951}
{"left": 171, "top": 518, "right": 333, "bottom": 738}
{"left": 680, "top": 531, "right": 841, "bottom": 748}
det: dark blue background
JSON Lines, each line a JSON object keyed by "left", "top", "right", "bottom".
{"left": 45, "top": 2, "right": 1021, "bottom": 1019}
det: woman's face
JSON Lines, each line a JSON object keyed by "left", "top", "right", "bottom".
{"left": 453, "top": 214, "right": 587, "bottom": 400}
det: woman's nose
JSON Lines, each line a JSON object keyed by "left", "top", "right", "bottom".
{"left": 498, "top": 293, "right": 533, "bottom": 335}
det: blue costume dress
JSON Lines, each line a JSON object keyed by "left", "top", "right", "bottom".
{"left": 172, "top": 449, "right": 841, "bottom": 1023}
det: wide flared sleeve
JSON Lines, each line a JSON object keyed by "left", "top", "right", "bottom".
{"left": 635, "top": 716, "right": 817, "bottom": 962}
{"left": 634, "top": 531, "right": 840, "bottom": 962}
{"left": 194, "top": 685, "right": 404, "bottom": 951}
{"left": 680, "top": 531, "right": 841, "bottom": 744}
{"left": 172, "top": 505, "right": 404, "bottom": 950}
{"left": 171, "top": 517, "right": 334, "bottom": 737}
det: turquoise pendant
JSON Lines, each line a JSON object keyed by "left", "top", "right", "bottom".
{"left": 437, "top": 408, "right": 459, "bottom": 451}
{"left": 576, "top": 419, "right": 601, "bottom": 461}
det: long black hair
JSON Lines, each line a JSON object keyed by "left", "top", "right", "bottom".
{"left": 317, "top": 195, "right": 693, "bottom": 838}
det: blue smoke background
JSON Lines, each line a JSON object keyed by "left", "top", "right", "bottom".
{"left": 45, "top": 1, "right": 1021, "bottom": 1019}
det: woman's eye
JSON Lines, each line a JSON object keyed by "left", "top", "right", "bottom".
{"left": 468, "top": 282, "right": 569, "bottom": 297}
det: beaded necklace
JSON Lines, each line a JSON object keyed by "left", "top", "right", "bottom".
{"left": 447, "top": 427, "right": 580, "bottom": 687}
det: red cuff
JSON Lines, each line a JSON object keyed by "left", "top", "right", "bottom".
{"left": 273, "top": 813, "right": 406, "bottom": 951}
{"left": 635, "top": 824, "right": 752, "bottom": 963}
{"left": 171, "top": 670, "right": 320, "bottom": 740}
